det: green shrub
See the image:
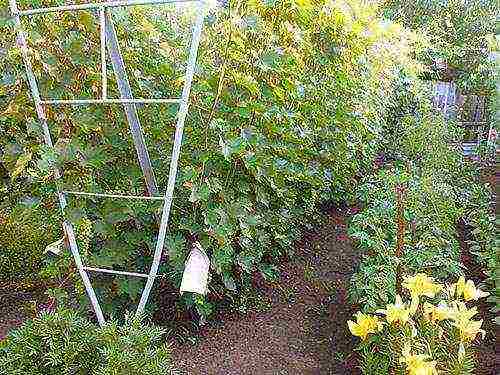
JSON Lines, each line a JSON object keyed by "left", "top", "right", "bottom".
{"left": 0, "top": 206, "right": 60, "bottom": 285}
{"left": 94, "top": 317, "right": 174, "bottom": 375}
{"left": 384, "top": 0, "right": 496, "bottom": 94}
{"left": 347, "top": 72, "right": 490, "bottom": 310}
{"left": 461, "top": 182, "right": 498, "bottom": 318}
{"left": 0, "top": 309, "right": 175, "bottom": 375}
{"left": 348, "top": 166, "right": 463, "bottom": 310}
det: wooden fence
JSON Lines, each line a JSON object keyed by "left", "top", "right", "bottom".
{"left": 432, "top": 81, "right": 489, "bottom": 152}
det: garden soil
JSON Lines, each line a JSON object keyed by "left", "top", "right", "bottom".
{"left": 172, "top": 205, "right": 362, "bottom": 375}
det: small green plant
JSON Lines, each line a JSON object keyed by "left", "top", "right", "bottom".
{"left": 0, "top": 309, "right": 175, "bottom": 375}
{"left": 461, "top": 182, "right": 497, "bottom": 322}
{"left": 348, "top": 273, "right": 489, "bottom": 375}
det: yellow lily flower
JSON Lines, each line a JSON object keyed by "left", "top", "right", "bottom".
{"left": 453, "top": 276, "right": 490, "bottom": 301}
{"left": 448, "top": 301, "right": 478, "bottom": 321}
{"left": 400, "top": 343, "right": 438, "bottom": 375}
{"left": 403, "top": 273, "right": 442, "bottom": 299}
{"left": 415, "top": 361, "right": 438, "bottom": 375}
{"left": 376, "top": 295, "right": 411, "bottom": 325}
{"left": 448, "top": 301, "right": 485, "bottom": 342}
{"left": 403, "top": 273, "right": 442, "bottom": 313}
{"left": 347, "top": 312, "right": 383, "bottom": 340}
{"left": 423, "top": 301, "right": 450, "bottom": 323}
{"left": 454, "top": 318, "right": 485, "bottom": 342}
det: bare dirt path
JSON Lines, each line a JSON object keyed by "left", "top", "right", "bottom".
{"left": 172, "top": 208, "right": 361, "bottom": 375}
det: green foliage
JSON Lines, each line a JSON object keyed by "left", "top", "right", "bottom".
{"left": 94, "top": 317, "right": 173, "bottom": 375}
{"left": 0, "top": 205, "right": 60, "bottom": 285}
{"left": 461, "top": 182, "right": 498, "bottom": 318}
{"left": 384, "top": 0, "right": 497, "bottom": 94}
{"left": 0, "top": 0, "right": 420, "bottom": 317}
{"left": 348, "top": 166, "right": 463, "bottom": 310}
{"left": 348, "top": 77, "right": 468, "bottom": 309}
{"left": 0, "top": 309, "right": 175, "bottom": 375}
{"left": 462, "top": 183, "right": 496, "bottom": 281}
{"left": 347, "top": 68, "right": 497, "bottom": 310}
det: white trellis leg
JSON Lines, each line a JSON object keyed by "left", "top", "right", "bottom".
{"left": 9, "top": 0, "right": 105, "bottom": 325}
{"left": 136, "top": 0, "right": 207, "bottom": 314}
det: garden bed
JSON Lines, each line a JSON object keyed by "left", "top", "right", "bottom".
{"left": 0, "top": 202, "right": 497, "bottom": 374}
{"left": 168, "top": 204, "right": 499, "bottom": 374}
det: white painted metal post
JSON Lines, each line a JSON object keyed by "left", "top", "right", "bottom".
{"left": 99, "top": 7, "right": 107, "bottom": 99}
{"left": 9, "top": 0, "right": 105, "bottom": 325}
{"left": 137, "top": 0, "right": 207, "bottom": 314}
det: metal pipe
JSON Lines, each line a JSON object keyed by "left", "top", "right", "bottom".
{"left": 64, "top": 223, "right": 106, "bottom": 325}
{"left": 137, "top": 0, "right": 207, "bottom": 315}
{"left": 16, "top": 0, "right": 198, "bottom": 16}
{"left": 104, "top": 10, "right": 160, "bottom": 197}
{"left": 9, "top": 0, "right": 106, "bottom": 326}
{"left": 84, "top": 267, "right": 150, "bottom": 278}
{"left": 63, "top": 190, "right": 165, "bottom": 200}
{"left": 40, "top": 98, "right": 180, "bottom": 105}
{"left": 99, "top": 7, "right": 107, "bottom": 99}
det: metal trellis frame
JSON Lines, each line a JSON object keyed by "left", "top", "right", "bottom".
{"left": 9, "top": 0, "right": 207, "bottom": 325}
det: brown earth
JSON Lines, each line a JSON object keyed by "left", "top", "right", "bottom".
{"left": 171, "top": 206, "right": 362, "bottom": 375}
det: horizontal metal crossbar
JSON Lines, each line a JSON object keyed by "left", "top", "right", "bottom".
{"left": 84, "top": 266, "right": 150, "bottom": 278}
{"left": 63, "top": 190, "right": 165, "bottom": 200}
{"left": 41, "top": 98, "right": 180, "bottom": 105}
{"left": 15, "top": 0, "right": 198, "bottom": 16}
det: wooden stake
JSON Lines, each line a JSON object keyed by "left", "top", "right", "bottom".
{"left": 395, "top": 184, "right": 406, "bottom": 296}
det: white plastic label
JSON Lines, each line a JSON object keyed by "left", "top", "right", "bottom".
{"left": 45, "top": 238, "right": 65, "bottom": 256}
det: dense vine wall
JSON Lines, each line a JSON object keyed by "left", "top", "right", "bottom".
{"left": 1, "top": 0, "right": 420, "bottom": 316}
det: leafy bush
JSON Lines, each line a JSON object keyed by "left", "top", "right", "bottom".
{"left": 0, "top": 309, "right": 175, "bottom": 375}
{"left": 461, "top": 182, "right": 498, "bottom": 319}
{"left": 349, "top": 273, "right": 489, "bottom": 375}
{"left": 462, "top": 183, "right": 496, "bottom": 280}
{"left": 347, "top": 72, "right": 492, "bottom": 309}
{"left": 384, "top": 0, "right": 497, "bottom": 94}
{"left": 0, "top": 0, "right": 421, "bottom": 316}
{"left": 0, "top": 205, "right": 60, "bottom": 285}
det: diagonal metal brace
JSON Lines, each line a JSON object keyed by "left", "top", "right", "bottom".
{"left": 104, "top": 11, "right": 159, "bottom": 197}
